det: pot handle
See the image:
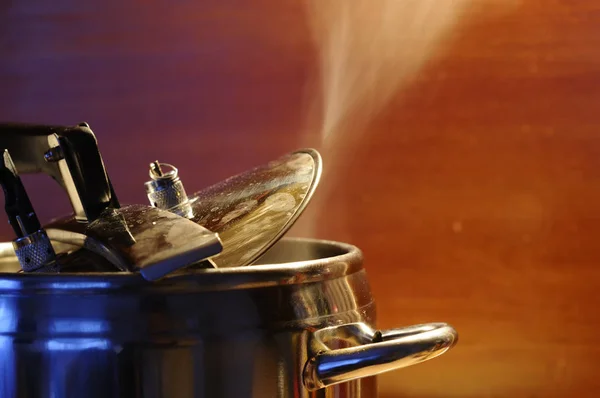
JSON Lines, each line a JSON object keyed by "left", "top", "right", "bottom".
{"left": 303, "top": 322, "right": 457, "bottom": 391}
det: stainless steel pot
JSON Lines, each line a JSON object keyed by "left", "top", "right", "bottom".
{"left": 0, "top": 237, "right": 456, "bottom": 398}
{"left": 0, "top": 122, "right": 458, "bottom": 397}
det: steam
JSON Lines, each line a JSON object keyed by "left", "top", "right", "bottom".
{"left": 291, "top": 0, "right": 476, "bottom": 239}
{"left": 306, "top": 0, "right": 471, "bottom": 143}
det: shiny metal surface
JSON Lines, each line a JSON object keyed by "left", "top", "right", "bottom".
{"left": 188, "top": 149, "right": 322, "bottom": 268}
{"left": 304, "top": 323, "right": 457, "bottom": 391}
{"left": 12, "top": 229, "right": 57, "bottom": 272}
{"left": 145, "top": 161, "right": 192, "bottom": 217}
{"left": 0, "top": 238, "right": 457, "bottom": 397}
{"left": 0, "top": 123, "right": 120, "bottom": 223}
{"left": 43, "top": 204, "right": 223, "bottom": 280}
{"left": 9, "top": 148, "right": 321, "bottom": 275}
{"left": 0, "top": 241, "right": 78, "bottom": 273}
{"left": 0, "top": 149, "right": 58, "bottom": 272}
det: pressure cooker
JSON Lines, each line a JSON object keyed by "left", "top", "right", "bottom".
{"left": 0, "top": 122, "right": 458, "bottom": 397}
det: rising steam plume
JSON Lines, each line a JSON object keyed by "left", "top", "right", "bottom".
{"left": 306, "top": 0, "right": 472, "bottom": 144}
{"left": 293, "top": 0, "right": 476, "bottom": 239}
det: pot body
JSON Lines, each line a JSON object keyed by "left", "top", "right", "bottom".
{"left": 0, "top": 238, "right": 452, "bottom": 398}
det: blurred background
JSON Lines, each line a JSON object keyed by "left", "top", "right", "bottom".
{"left": 1, "top": 0, "right": 599, "bottom": 396}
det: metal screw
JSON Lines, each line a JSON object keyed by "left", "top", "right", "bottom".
{"left": 44, "top": 146, "right": 64, "bottom": 162}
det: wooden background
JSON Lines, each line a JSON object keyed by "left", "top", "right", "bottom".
{"left": 1, "top": 0, "right": 600, "bottom": 396}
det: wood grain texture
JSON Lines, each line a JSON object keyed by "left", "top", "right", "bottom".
{"left": 1, "top": 1, "right": 600, "bottom": 397}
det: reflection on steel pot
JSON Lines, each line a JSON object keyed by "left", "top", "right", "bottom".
{"left": 0, "top": 238, "right": 456, "bottom": 397}
{"left": 0, "top": 122, "right": 457, "bottom": 397}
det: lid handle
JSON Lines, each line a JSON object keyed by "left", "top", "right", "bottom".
{"left": 0, "top": 122, "right": 119, "bottom": 223}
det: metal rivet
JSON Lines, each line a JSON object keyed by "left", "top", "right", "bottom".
{"left": 44, "top": 146, "right": 64, "bottom": 162}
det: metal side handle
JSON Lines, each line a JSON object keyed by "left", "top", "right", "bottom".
{"left": 303, "top": 322, "right": 458, "bottom": 391}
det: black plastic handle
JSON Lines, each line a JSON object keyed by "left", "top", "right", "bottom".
{"left": 0, "top": 122, "right": 119, "bottom": 222}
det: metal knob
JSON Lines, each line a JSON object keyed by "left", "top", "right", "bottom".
{"left": 144, "top": 161, "right": 193, "bottom": 218}
{"left": 13, "top": 230, "right": 57, "bottom": 272}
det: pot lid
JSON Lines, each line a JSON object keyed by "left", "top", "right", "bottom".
{"left": 187, "top": 148, "right": 322, "bottom": 268}
{"left": 0, "top": 122, "right": 322, "bottom": 280}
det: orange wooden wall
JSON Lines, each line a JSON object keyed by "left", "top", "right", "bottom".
{"left": 1, "top": 1, "right": 599, "bottom": 396}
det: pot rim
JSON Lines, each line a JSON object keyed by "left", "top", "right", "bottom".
{"left": 0, "top": 237, "right": 364, "bottom": 292}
